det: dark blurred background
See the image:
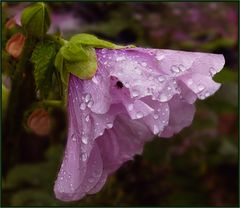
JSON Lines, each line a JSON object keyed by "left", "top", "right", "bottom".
{"left": 2, "top": 2, "right": 238, "bottom": 206}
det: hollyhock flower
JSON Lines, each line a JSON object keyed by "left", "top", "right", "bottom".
{"left": 27, "top": 108, "right": 52, "bottom": 136}
{"left": 54, "top": 48, "right": 224, "bottom": 201}
{"left": 5, "top": 33, "right": 26, "bottom": 58}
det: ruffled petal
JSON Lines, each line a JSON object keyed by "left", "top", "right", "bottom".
{"left": 55, "top": 47, "right": 224, "bottom": 202}
{"left": 160, "top": 95, "right": 195, "bottom": 138}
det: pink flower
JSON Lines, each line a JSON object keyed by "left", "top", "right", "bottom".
{"left": 54, "top": 48, "right": 224, "bottom": 201}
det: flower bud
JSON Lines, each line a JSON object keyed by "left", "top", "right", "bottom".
{"left": 27, "top": 108, "right": 52, "bottom": 136}
{"left": 21, "top": 2, "right": 51, "bottom": 37}
{"left": 5, "top": 18, "right": 17, "bottom": 29}
{"left": 5, "top": 33, "right": 26, "bottom": 58}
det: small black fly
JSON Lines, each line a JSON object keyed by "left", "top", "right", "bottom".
{"left": 116, "top": 81, "right": 124, "bottom": 89}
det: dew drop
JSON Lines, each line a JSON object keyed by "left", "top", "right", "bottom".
{"left": 80, "top": 152, "right": 87, "bottom": 161}
{"left": 116, "top": 56, "right": 126, "bottom": 61}
{"left": 71, "top": 134, "right": 77, "bottom": 142}
{"left": 148, "top": 76, "right": 154, "bottom": 81}
{"left": 178, "top": 64, "right": 186, "bottom": 71}
{"left": 158, "top": 76, "right": 165, "bottom": 82}
{"left": 85, "top": 115, "right": 90, "bottom": 122}
{"left": 87, "top": 100, "right": 94, "bottom": 108}
{"left": 153, "top": 114, "right": 159, "bottom": 120}
{"left": 85, "top": 94, "right": 91, "bottom": 103}
{"left": 106, "top": 122, "right": 113, "bottom": 129}
{"left": 159, "top": 94, "right": 168, "bottom": 102}
{"left": 171, "top": 65, "right": 180, "bottom": 73}
{"left": 209, "top": 67, "right": 216, "bottom": 76}
{"left": 80, "top": 103, "right": 86, "bottom": 110}
{"left": 187, "top": 79, "right": 193, "bottom": 86}
{"left": 156, "top": 54, "right": 164, "bottom": 61}
{"left": 205, "top": 91, "right": 210, "bottom": 97}
{"left": 82, "top": 136, "right": 88, "bottom": 144}
{"left": 141, "top": 62, "right": 147, "bottom": 67}
{"left": 132, "top": 90, "right": 139, "bottom": 97}
{"left": 197, "top": 84, "right": 205, "bottom": 91}
{"left": 153, "top": 125, "right": 159, "bottom": 134}
{"left": 128, "top": 104, "right": 134, "bottom": 111}
{"left": 136, "top": 111, "right": 143, "bottom": 119}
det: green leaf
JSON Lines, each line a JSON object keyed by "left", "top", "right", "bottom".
{"left": 21, "top": 3, "right": 50, "bottom": 37}
{"left": 65, "top": 46, "right": 97, "bottom": 79}
{"left": 31, "top": 42, "right": 56, "bottom": 98}
{"left": 70, "top": 33, "right": 126, "bottom": 49}
{"left": 54, "top": 51, "right": 69, "bottom": 84}
{"left": 60, "top": 41, "right": 88, "bottom": 62}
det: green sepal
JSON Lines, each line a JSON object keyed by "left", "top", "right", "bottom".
{"left": 54, "top": 51, "right": 69, "bottom": 85}
{"left": 21, "top": 2, "right": 50, "bottom": 38}
{"left": 70, "top": 33, "right": 135, "bottom": 49}
{"left": 65, "top": 47, "right": 97, "bottom": 80}
{"left": 60, "top": 41, "right": 88, "bottom": 62}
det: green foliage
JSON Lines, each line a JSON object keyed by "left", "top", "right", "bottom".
{"left": 54, "top": 51, "right": 69, "bottom": 84}
{"left": 70, "top": 33, "right": 124, "bottom": 49}
{"left": 60, "top": 41, "right": 88, "bottom": 62}
{"left": 21, "top": 3, "right": 51, "bottom": 37}
{"left": 65, "top": 46, "right": 97, "bottom": 80}
{"left": 31, "top": 41, "right": 56, "bottom": 98}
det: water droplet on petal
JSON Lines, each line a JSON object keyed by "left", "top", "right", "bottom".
{"left": 132, "top": 90, "right": 139, "bottom": 97}
{"left": 87, "top": 100, "right": 94, "bottom": 108}
{"left": 80, "top": 152, "right": 87, "bottom": 161}
{"left": 179, "top": 64, "right": 186, "bottom": 71}
{"left": 85, "top": 115, "right": 90, "bottom": 122}
{"left": 209, "top": 67, "right": 216, "bottom": 76}
{"left": 136, "top": 111, "right": 143, "bottom": 119}
{"left": 197, "top": 84, "right": 205, "bottom": 91}
{"left": 171, "top": 65, "right": 180, "bottom": 73}
{"left": 156, "top": 54, "right": 164, "bottom": 61}
{"left": 153, "top": 125, "right": 159, "bottom": 134}
{"left": 153, "top": 114, "right": 159, "bottom": 120}
{"left": 148, "top": 76, "right": 154, "bottom": 81}
{"left": 82, "top": 135, "right": 88, "bottom": 144}
{"left": 187, "top": 79, "right": 193, "bottom": 86}
{"left": 116, "top": 56, "right": 126, "bottom": 61}
{"left": 80, "top": 103, "right": 86, "bottom": 110}
{"left": 159, "top": 94, "right": 168, "bottom": 102}
{"left": 141, "top": 62, "right": 147, "bottom": 67}
{"left": 205, "top": 91, "right": 210, "bottom": 97}
{"left": 158, "top": 76, "right": 165, "bottom": 82}
{"left": 128, "top": 104, "right": 134, "bottom": 111}
{"left": 85, "top": 94, "right": 91, "bottom": 103}
{"left": 71, "top": 134, "right": 77, "bottom": 142}
{"left": 106, "top": 122, "right": 113, "bottom": 129}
